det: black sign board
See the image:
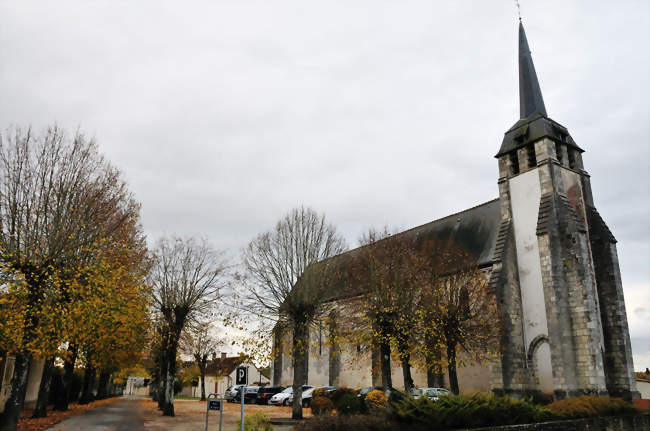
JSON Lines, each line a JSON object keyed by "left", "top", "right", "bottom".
{"left": 235, "top": 366, "right": 248, "bottom": 385}
{"left": 208, "top": 400, "right": 221, "bottom": 411}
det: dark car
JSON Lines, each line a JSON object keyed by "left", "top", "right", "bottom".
{"left": 232, "top": 386, "right": 260, "bottom": 404}
{"left": 255, "top": 386, "right": 285, "bottom": 405}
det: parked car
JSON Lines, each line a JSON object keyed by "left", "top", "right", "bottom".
{"left": 410, "top": 387, "right": 451, "bottom": 401}
{"left": 269, "top": 385, "right": 313, "bottom": 406}
{"left": 232, "top": 386, "right": 260, "bottom": 404}
{"left": 256, "top": 386, "right": 285, "bottom": 405}
{"left": 225, "top": 385, "right": 245, "bottom": 402}
{"left": 301, "top": 386, "right": 336, "bottom": 407}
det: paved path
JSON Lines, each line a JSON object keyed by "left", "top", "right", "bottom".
{"left": 47, "top": 396, "right": 145, "bottom": 431}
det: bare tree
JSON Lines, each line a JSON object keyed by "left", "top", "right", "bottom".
{"left": 240, "top": 206, "right": 346, "bottom": 419}
{"left": 149, "top": 237, "right": 226, "bottom": 417}
{"left": 0, "top": 127, "right": 139, "bottom": 430}
{"left": 181, "top": 322, "right": 223, "bottom": 401}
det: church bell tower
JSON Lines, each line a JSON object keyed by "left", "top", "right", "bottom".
{"left": 492, "top": 23, "right": 638, "bottom": 400}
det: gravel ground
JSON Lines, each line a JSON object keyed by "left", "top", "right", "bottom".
{"left": 141, "top": 398, "right": 308, "bottom": 431}
{"left": 45, "top": 396, "right": 305, "bottom": 431}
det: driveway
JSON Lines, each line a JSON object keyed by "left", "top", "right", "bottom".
{"left": 47, "top": 396, "right": 145, "bottom": 431}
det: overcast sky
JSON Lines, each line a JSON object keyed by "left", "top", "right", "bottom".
{"left": 1, "top": 1, "right": 648, "bottom": 369}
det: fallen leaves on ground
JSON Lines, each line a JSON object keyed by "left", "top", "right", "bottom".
{"left": 18, "top": 398, "right": 120, "bottom": 431}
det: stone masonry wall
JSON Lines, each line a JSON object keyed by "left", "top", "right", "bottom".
{"left": 587, "top": 207, "right": 639, "bottom": 400}
{"left": 535, "top": 139, "right": 607, "bottom": 397}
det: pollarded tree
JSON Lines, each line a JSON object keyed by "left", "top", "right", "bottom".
{"left": 239, "top": 206, "right": 346, "bottom": 419}
{"left": 181, "top": 321, "right": 223, "bottom": 401}
{"left": 416, "top": 241, "right": 500, "bottom": 394}
{"left": 0, "top": 127, "right": 140, "bottom": 431}
{"left": 150, "top": 237, "right": 226, "bottom": 417}
{"left": 349, "top": 227, "right": 424, "bottom": 392}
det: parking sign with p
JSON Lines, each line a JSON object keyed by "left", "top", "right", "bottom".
{"left": 236, "top": 366, "right": 247, "bottom": 385}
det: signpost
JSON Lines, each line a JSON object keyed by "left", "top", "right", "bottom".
{"left": 205, "top": 393, "right": 223, "bottom": 431}
{"left": 236, "top": 366, "right": 248, "bottom": 431}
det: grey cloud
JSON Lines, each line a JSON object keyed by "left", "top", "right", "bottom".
{"left": 1, "top": 1, "right": 648, "bottom": 364}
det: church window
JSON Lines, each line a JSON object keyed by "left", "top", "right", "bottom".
{"left": 527, "top": 145, "right": 537, "bottom": 169}
{"left": 318, "top": 322, "right": 323, "bottom": 356}
{"left": 356, "top": 344, "right": 361, "bottom": 353}
{"left": 509, "top": 152, "right": 519, "bottom": 175}
{"left": 568, "top": 149, "right": 576, "bottom": 169}
{"left": 556, "top": 143, "right": 565, "bottom": 165}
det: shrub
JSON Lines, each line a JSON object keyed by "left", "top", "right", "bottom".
{"left": 365, "top": 390, "right": 388, "bottom": 412}
{"left": 547, "top": 396, "right": 638, "bottom": 419}
{"left": 237, "top": 413, "right": 273, "bottom": 431}
{"left": 311, "top": 396, "right": 335, "bottom": 415}
{"left": 391, "top": 393, "right": 553, "bottom": 429}
{"left": 294, "top": 414, "right": 396, "bottom": 431}
{"left": 312, "top": 388, "right": 332, "bottom": 399}
{"left": 331, "top": 387, "right": 357, "bottom": 405}
{"left": 336, "top": 393, "right": 362, "bottom": 415}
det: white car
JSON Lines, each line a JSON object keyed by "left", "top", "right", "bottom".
{"left": 269, "top": 387, "right": 293, "bottom": 406}
{"left": 410, "top": 387, "right": 451, "bottom": 401}
{"left": 269, "top": 385, "right": 313, "bottom": 406}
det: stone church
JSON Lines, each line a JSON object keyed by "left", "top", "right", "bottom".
{"left": 271, "top": 23, "right": 638, "bottom": 400}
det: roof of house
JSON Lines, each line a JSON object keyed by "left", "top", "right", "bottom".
{"left": 206, "top": 356, "right": 247, "bottom": 377}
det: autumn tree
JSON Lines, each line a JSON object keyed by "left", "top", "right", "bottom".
{"left": 415, "top": 241, "right": 499, "bottom": 394}
{"left": 67, "top": 231, "right": 150, "bottom": 405}
{"left": 239, "top": 206, "right": 346, "bottom": 419}
{"left": 149, "top": 237, "right": 226, "bottom": 417}
{"left": 0, "top": 127, "right": 142, "bottom": 430}
{"left": 345, "top": 227, "right": 424, "bottom": 392}
{"left": 181, "top": 321, "right": 223, "bottom": 401}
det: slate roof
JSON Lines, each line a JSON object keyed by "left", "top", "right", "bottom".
{"left": 397, "top": 198, "right": 501, "bottom": 267}
{"left": 297, "top": 198, "right": 502, "bottom": 303}
{"left": 496, "top": 23, "right": 582, "bottom": 157}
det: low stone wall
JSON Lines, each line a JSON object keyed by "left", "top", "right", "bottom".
{"left": 468, "top": 414, "right": 649, "bottom": 431}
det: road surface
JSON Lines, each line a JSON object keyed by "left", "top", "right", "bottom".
{"left": 47, "top": 396, "right": 145, "bottom": 431}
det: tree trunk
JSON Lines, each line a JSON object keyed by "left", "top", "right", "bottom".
{"left": 447, "top": 341, "right": 459, "bottom": 395}
{"left": 79, "top": 361, "right": 96, "bottom": 404}
{"left": 370, "top": 345, "right": 381, "bottom": 386}
{"left": 32, "top": 357, "right": 54, "bottom": 418}
{"left": 291, "top": 319, "right": 309, "bottom": 420}
{"left": 157, "top": 337, "right": 168, "bottom": 410}
{"left": 150, "top": 378, "right": 159, "bottom": 402}
{"left": 0, "top": 353, "right": 31, "bottom": 431}
{"left": 199, "top": 366, "right": 206, "bottom": 401}
{"left": 426, "top": 345, "right": 445, "bottom": 388}
{"left": 162, "top": 337, "right": 179, "bottom": 417}
{"left": 379, "top": 339, "right": 392, "bottom": 389}
{"left": 96, "top": 371, "right": 110, "bottom": 400}
{"left": 55, "top": 343, "right": 77, "bottom": 411}
{"left": 400, "top": 353, "right": 414, "bottom": 393}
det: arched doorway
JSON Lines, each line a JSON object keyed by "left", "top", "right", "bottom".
{"left": 528, "top": 335, "right": 553, "bottom": 394}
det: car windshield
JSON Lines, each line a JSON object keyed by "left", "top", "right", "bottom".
{"left": 302, "top": 388, "right": 315, "bottom": 396}
{"left": 247, "top": 387, "right": 259, "bottom": 393}
{"left": 281, "top": 387, "right": 292, "bottom": 394}
{"left": 410, "top": 388, "right": 423, "bottom": 396}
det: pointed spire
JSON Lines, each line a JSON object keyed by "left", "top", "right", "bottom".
{"left": 518, "top": 22, "right": 547, "bottom": 118}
